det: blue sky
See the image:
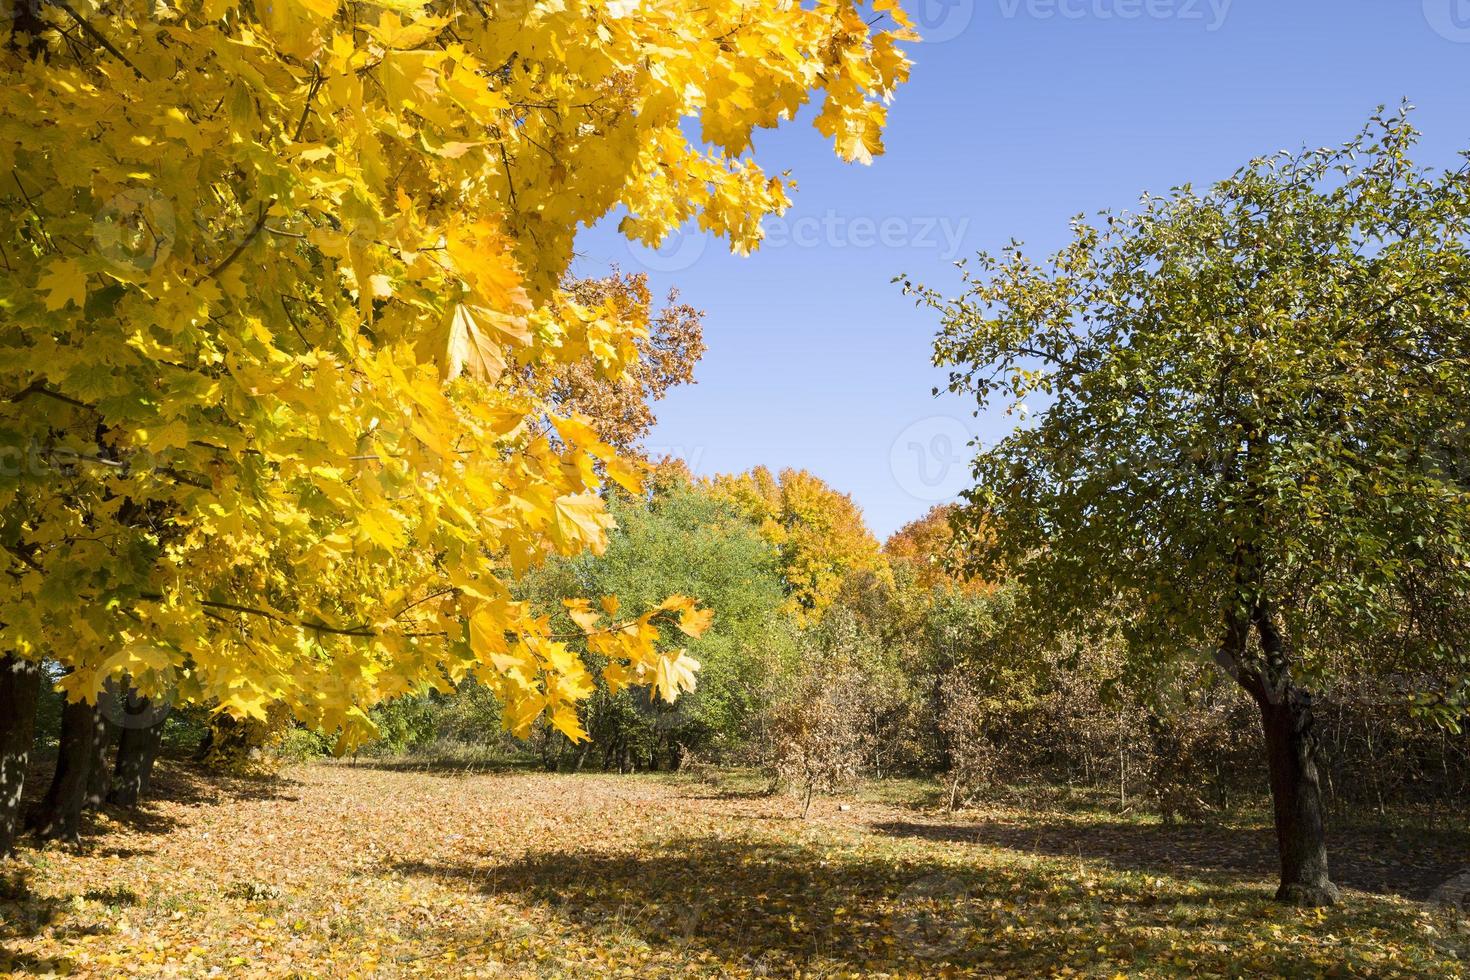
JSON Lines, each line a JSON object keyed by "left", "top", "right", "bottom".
{"left": 572, "top": 0, "right": 1469, "bottom": 540}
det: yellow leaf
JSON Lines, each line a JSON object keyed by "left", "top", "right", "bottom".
{"left": 553, "top": 492, "right": 614, "bottom": 548}
{"left": 563, "top": 598, "right": 602, "bottom": 633}
{"left": 654, "top": 651, "right": 700, "bottom": 703}
{"left": 38, "top": 257, "right": 87, "bottom": 311}
{"left": 605, "top": 455, "right": 645, "bottom": 495}
{"left": 443, "top": 304, "right": 507, "bottom": 382}
{"left": 360, "top": 506, "right": 408, "bottom": 551}
{"left": 549, "top": 704, "right": 588, "bottom": 742}
{"left": 676, "top": 606, "right": 715, "bottom": 639}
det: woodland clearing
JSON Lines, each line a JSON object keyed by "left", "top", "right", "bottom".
{"left": 2, "top": 761, "right": 1466, "bottom": 977}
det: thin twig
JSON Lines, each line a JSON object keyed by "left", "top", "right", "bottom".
{"left": 293, "top": 65, "right": 324, "bottom": 142}
{"left": 11, "top": 171, "right": 57, "bottom": 253}
{"left": 47, "top": 0, "right": 148, "bottom": 79}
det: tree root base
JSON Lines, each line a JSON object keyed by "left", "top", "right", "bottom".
{"left": 1276, "top": 881, "right": 1341, "bottom": 907}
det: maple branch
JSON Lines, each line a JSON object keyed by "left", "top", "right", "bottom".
{"left": 198, "top": 200, "right": 274, "bottom": 283}
{"left": 11, "top": 171, "right": 57, "bottom": 253}
{"left": 3, "top": 542, "right": 43, "bottom": 574}
{"left": 36, "top": 447, "right": 213, "bottom": 490}
{"left": 46, "top": 0, "right": 148, "bottom": 80}
{"left": 140, "top": 593, "right": 448, "bottom": 640}
{"left": 495, "top": 153, "right": 518, "bottom": 210}
{"left": 392, "top": 588, "right": 459, "bottom": 621}
{"left": 9, "top": 378, "right": 93, "bottom": 410}
{"left": 278, "top": 294, "right": 314, "bottom": 348}
{"left": 140, "top": 593, "right": 377, "bottom": 638}
{"left": 292, "top": 65, "right": 324, "bottom": 142}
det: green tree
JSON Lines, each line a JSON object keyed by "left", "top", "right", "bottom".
{"left": 908, "top": 109, "right": 1470, "bottom": 905}
{"left": 522, "top": 485, "right": 796, "bottom": 768}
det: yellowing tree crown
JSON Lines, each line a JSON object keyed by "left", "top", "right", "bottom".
{"left": 0, "top": 0, "right": 912, "bottom": 743}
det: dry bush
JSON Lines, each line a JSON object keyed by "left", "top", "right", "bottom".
{"left": 936, "top": 672, "right": 998, "bottom": 810}
{"left": 766, "top": 667, "right": 869, "bottom": 817}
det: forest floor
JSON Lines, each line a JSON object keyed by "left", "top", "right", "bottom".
{"left": 2, "top": 760, "right": 1468, "bottom": 978}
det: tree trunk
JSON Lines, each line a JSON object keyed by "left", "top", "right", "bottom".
{"left": 109, "top": 704, "right": 164, "bottom": 808}
{"left": 86, "top": 715, "right": 115, "bottom": 810}
{"left": 0, "top": 654, "right": 42, "bottom": 857}
{"left": 1228, "top": 608, "right": 1341, "bottom": 907}
{"left": 1256, "top": 684, "right": 1340, "bottom": 906}
{"left": 29, "top": 696, "right": 102, "bottom": 842}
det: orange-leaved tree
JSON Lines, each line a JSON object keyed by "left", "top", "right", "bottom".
{"left": 544, "top": 272, "right": 706, "bottom": 454}
{"left": 707, "top": 468, "right": 885, "bottom": 621}
{"left": 884, "top": 504, "right": 995, "bottom": 593}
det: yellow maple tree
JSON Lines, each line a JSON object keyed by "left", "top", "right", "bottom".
{"left": 0, "top": 0, "right": 912, "bottom": 759}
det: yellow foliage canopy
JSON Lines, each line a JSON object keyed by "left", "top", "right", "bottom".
{"left": 0, "top": 0, "right": 911, "bottom": 742}
{"left": 706, "top": 467, "right": 885, "bottom": 621}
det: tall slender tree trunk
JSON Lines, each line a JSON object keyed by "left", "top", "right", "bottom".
{"left": 86, "top": 715, "right": 115, "bottom": 810}
{"left": 109, "top": 697, "right": 164, "bottom": 808}
{"left": 29, "top": 696, "right": 98, "bottom": 842}
{"left": 0, "top": 654, "right": 42, "bottom": 857}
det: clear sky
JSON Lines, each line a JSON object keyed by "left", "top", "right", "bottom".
{"left": 571, "top": 0, "right": 1469, "bottom": 540}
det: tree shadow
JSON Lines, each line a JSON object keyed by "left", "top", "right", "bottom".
{"left": 869, "top": 813, "right": 1470, "bottom": 902}
{"left": 387, "top": 832, "right": 1428, "bottom": 976}
{"left": 331, "top": 756, "right": 537, "bottom": 777}
{"left": 17, "top": 756, "right": 304, "bottom": 843}
{"left": 682, "top": 789, "right": 777, "bottom": 803}
{"left": 0, "top": 867, "right": 74, "bottom": 974}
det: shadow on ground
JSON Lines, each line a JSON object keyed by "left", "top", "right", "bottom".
{"left": 869, "top": 812, "right": 1470, "bottom": 902}
{"left": 329, "top": 756, "right": 539, "bottom": 777}
{"left": 0, "top": 867, "right": 73, "bottom": 974}
{"left": 389, "top": 827, "right": 1446, "bottom": 976}
{"left": 17, "top": 756, "right": 302, "bottom": 842}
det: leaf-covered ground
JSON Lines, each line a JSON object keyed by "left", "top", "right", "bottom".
{"left": 3, "top": 761, "right": 1467, "bottom": 977}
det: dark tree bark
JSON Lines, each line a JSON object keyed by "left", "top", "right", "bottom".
{"left": 109, "top": 699, "right": 165, "bottom": 808}
{"left": 85, "top": 714, "right": 115, "bottom": 810}
{"left": 0, "top": 654, "right": 42, "bottom": 857}
{"left": 1253, "top": 609, "right": 1338, "bottom": 905}
{"left": 29, "top": 697, "right": 99, "bottom": 842}
{"left": 1221, "top": 607, "right": 1340, "bottom": 906}
{"left": 1256, "top": 683, "right": 1339, "bottom": 905}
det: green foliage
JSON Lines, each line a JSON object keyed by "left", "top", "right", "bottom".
{"left": 277, "top": 727, "right": 334, "bottom": 764}
{"left": 910, "top": 107, "right": 1470, "bottom": 724}
{"left": 521, "top": 485, "right": 798, "bottom": 767}
{"left": 365, "top": 697, "right": 442, "bottom": 757}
